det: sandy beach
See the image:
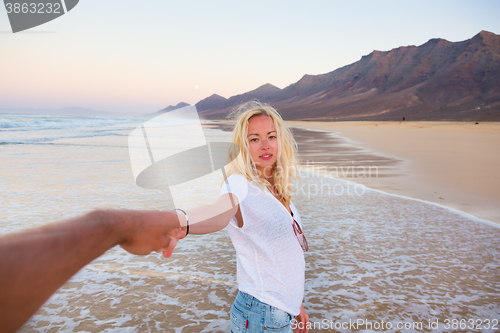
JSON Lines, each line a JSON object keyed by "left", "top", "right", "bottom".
{"left": 286, "top": 121, "right": 500, "bottom": 225}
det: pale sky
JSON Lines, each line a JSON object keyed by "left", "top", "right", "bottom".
{"left": 1, "top": 0, "right": 499, "bottom": 114}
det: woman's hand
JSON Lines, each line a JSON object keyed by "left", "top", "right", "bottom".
{"left": 293, "top": 304, "right": 309, "bottom": 333}
{"left": 150, "top": 211, "right": 188, "bottom": 257}
{"left": 155, "top": 226, "right": 187, "bottom": 258}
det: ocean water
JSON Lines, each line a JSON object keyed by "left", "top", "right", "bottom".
{"left": 1, "top": 114, "right": 499, "bottom": 332}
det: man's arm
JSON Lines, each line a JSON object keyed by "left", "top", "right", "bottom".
{"left": 0, "top": 209, "right": 184, "bottom": 333}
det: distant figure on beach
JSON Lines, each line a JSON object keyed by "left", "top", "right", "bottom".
{"left": 173, "top": 101, "right": 310, "bottom": 332}
{"left": 0, "top": 209, "right": 186, "bottom": 333}
{"left": 402, "top": 116, "right": 405, "bottom": 121}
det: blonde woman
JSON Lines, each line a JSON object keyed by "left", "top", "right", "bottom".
{"left": 173, "top": 101, "right": 309, "bottom": 333}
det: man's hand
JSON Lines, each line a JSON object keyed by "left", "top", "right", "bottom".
{"left": 111, "top": 209, "right": 187, "bottom": 257}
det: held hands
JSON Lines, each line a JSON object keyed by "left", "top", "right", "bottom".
{"left": 155, "top": 226, "right": 186, "bottom": 258}
{"left": 116, "top": 210, "right": 187, "bottom": 258}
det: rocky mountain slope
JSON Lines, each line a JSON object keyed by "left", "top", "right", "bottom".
{"left": 195, "top": 30, "right": 500, "bottom": 121}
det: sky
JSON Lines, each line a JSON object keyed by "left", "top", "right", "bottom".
{"left": 1, "top": 0, "right": 499, "bottom": 115}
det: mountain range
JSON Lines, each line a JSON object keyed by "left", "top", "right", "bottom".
{"left": 174, "top": 30, "right": 499, "bottom": 121}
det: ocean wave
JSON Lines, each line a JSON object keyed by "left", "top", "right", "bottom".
{"left": 0, "top": 115, "right": 140, "bottom": 130}
{"left": 0, "top": 131, "right": 126, "bottom": 145}
{"left": 0, "top": 114, "right": 143, "bottom": 144}
{"left": 0, "top": 137, "right": 57, "bottom": 144}
{"left": 0, "top": 120, "right": 42, "bottom": 128}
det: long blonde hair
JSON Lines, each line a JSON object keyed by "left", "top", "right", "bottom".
{"left": 225, "top": 100, "right": 300, "bottom": 206}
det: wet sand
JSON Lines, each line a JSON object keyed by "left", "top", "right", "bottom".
{"left": 286, "top": 121, "right": 500, "bottom": 225}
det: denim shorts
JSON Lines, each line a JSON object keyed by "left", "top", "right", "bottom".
{"left": 230, "top": 291, "right": 295, "bottom": 332}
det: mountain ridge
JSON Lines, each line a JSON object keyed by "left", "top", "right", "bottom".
{"left": 195, "top": 30, "right": 500, "bottom": 121}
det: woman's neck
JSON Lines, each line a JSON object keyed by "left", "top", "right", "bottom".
{"left": 258, "top": 166, "right": 274, "bottom": 184}
{"left": 260, "top": 173, "right": 274, "bottom": 186}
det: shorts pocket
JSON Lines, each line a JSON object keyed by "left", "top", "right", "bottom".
{"left": 269, "top": 307, "right": 291, "bottom": 328}
{"left": 230, "top": 302, "right": 248, "bottom": 332}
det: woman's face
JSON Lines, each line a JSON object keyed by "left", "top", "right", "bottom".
{"left": 247, "top": 115, "right": 278, "bottom": 177}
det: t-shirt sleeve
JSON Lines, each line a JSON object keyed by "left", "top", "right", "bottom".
{"left": 219, "top": 174, "right": 249, "bottom": 205}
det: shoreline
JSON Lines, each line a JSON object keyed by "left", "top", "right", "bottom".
{"left": 286, "top": 121, "right": 500, "bottom": 225}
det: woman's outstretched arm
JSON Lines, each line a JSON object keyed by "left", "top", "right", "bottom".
{"left": 178, "top": 193, "right": 240, "bottom": 235}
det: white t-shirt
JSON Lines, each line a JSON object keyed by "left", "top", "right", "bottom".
{"left": 219, "top": 174, "right": 305, "bottom": 316}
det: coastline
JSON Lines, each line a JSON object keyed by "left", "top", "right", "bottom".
{"left": 286, "top": 120, "right": 500, "bottom": 225}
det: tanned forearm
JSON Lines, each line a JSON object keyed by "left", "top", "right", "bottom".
{"left": 0, "top": 209, "right": 183, "bottom": 333}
